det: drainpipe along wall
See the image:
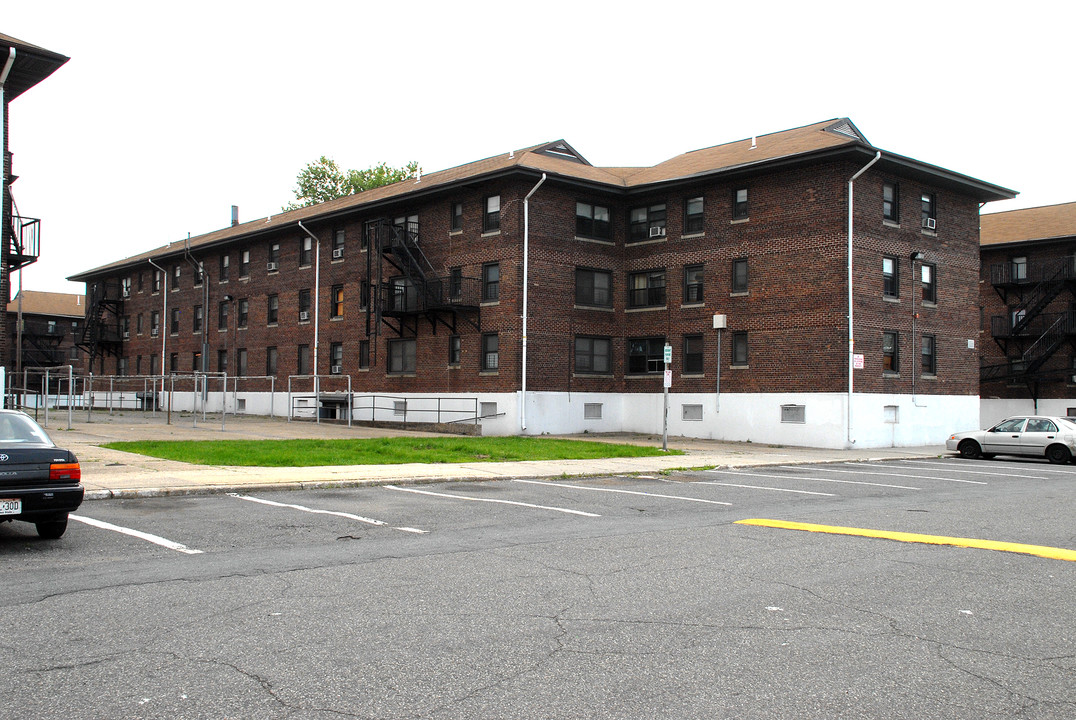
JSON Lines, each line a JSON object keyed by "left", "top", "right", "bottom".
{"left": 520, "top": 173, "right": 546, "bottom": 432}
{"left": 847, "top": 151, "right": 881, "bottom": 446}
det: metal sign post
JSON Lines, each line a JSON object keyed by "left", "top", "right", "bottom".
{"left": 662, "top": 343, "right": 672, "bottom": 452}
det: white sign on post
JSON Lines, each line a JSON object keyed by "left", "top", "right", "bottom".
{"left": 663, "top": 343, "right": 672, "bottom": 365}
{"left": 663, "top": 368, "right": 672, "bottom": 388}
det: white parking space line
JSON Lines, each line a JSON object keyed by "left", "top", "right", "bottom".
{"left": 707, "top": 469, "right": 920, "bottom": 490}
{"left": 828, "top": 464, "right": 985, "bottom": 485}
{"left": 896, "top": 460, "right": 1059, "bottom": 478}
{"left": 229, "top": 493, "right": 427, "bottom": 534}
{"left": 513, "top": 478, "right": 733, "bottom": 505}
{"left": 693, "top": 481, "right": 834, "bottom": 496}
{"left": 385, "top": 485, "right": 601, "bottom": 517}
{"left": 70, "top": 515, "right": 203, "bottom": 555}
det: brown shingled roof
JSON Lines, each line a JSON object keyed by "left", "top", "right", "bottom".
{"left": 980, "top": 201, "right": 1076, "bottom": 246}
{"left": 9, "top": 290, "right": 85, "bottom": 318}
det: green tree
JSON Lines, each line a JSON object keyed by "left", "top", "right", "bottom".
{"left": 285, "top": 157, "right": 420, "bottom": 210}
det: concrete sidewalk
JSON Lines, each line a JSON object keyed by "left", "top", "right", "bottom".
{"left": 34, "top": 410, "right": 949, "bottom": 500}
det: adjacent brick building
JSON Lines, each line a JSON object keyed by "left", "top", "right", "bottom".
{"left": 2, "top": 32, "right": 68, "bottom": 396}
{"left": 979, "top": 201, "right": 1076, "bottom": 424}
{"left": 70, "top": 119, "right": 1015, "bottom": 447}
{"left": 7, "top": 289, "right": 86, "bottom": 375}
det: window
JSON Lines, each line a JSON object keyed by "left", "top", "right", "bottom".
{"left": 575, "top": 268, "right": 612, "bottom": 307}
{"left": 267, "top": 294, "right": 279, "bottom": 324}
{"left": 449, "top": 268, "right": 462, "bottom": 302}
{"left": 449, "top": 335, "right": 461, "bottom": 365}
{"left": 240, "top": 249, "right": 250, "bottom": 277}
{"left": 218, "top": 349, "right": 228, "bottom": 374}
{"left": 360, "top": 280, "right": 371, "bottom": 309}
{"left": 192, "top": 305, "right": 203, "bottom": 333}
{"left": 684, "top": 265, "right": 704, "bottom": 304}
{"left": 682, "top": 404, "right": 703, "bottom": 421}
{"left": 483, "top": 195, "right": 500, "bottom": 232}
{"left": 330, "top": 285, "right": 344, "bottom": 318}
{"left": 153, "top": 269, "right": 162, "bottom": 293}
{"left": 170, "top": 353, "right": 178, "bottom": 373}
{"left": 299, "top": 236, "right": 313, "bottom": 266}
{"left": 628, "top": 203, "right": 667, "bottom": 242}
{"left": 332, "top": 229, "right": 345, "bottom": 257}
{"left": 117, "top": 358, "right": 128, "bottom": 376}
{"left": 781, "top": 404, "right": 806, "bottom": 423}
{"left": 220, "top": 254, "right": 230, "bottom": 281}
{"left": 576, "top": 202, "right": 611, "bottom": 239}
{"left": 627, "top": 337, "right": 665, "bottom": 374}
{"left": 883, "top": 331, "right": 899, "bottom": 373}
{"left": 192, "top": 351, "right": 202, "bottom": 372}
{"left": 883, "top": 256, "right": 899, "bottom": 298}
{"left": 193, "top": 265, "right": 204, "bottom": 286}
{"left": 268, "top": 243, "right": 280, "bottom": 267}
{"left": 574, "top": 337, "right": 611, "bottom": 374}
{"left": 683, "top": 335, "right": 703, "bottom": 374}
{"left": 363, "top": 220, "right": 376, "bottom": 251}
{"left": 394, "top": 214, "right": 418, "bottom": 239}
{"left": 732, "top": 188, "right": 749, "bottom": 220}
{"left": 922, "top": 334, "right": 936, "bottom": 375}
{"left": 628, "top": 270, "right": 666, "bottom": 308}
{"left": 297, "top": 344, "right": 311, "bottom": 375}
{"left": 482, "top": 263, "right": 500, "bottom": 302}
{"left": 238, "top": 299, "right": 248, "bottom": 328}
{"left": 330, "top": 342, "right": 343, "bottom": 372}
{"left": 121, "top": 315, "right": 130, "bottom": 338}
{"left": 299, "top": 289, "right": 311, "bottom": 320}
{"left": 450, "top": 202, "right": 463, "bottom": 232}
{"left": 391, "top": 278, "right": 417, "bottom": 312}
{"left": 136, "top": 313, "right": 144, "bottom": 335}
{"left": 921, "top": 192, "right": 936, "bottom": 229}
{"left": 170, "top": 308, "right": 180, "bottom": 334}
{"left": 584, "top": 403, "right": 603, "bottom": 420}
{"left": 121, "top": 277, "right": 131, "bottom": 297}
{"left": 883, "top": 182, "right": 899, "bottom": 222}
{"left": 172, "top": 264, "right": 181, "bottom": 289}
{"left": 482, "top": 333, "right": 499, "bottom": 370}
{"left": 389, "top": 338, "right": 417, "bottom": 373}
{"left": 1011, "top": 256, "right": 1028, "bottom": 283}
{"left": 218, "top": 301, "right": 229, "bottom": 330}
{"left": 150, "top": 354, "right": 158, "bottom": 376}
{"left": 137, "top": 272, "right": 144, "bottom": 292}
{"left": 151, "top": 311, "right": 160, "bottom": 336}
{"left": 684, "top": 196, "right": 704, "bottom": 234}
{"left": 922, "top": 263, "right": 937, "bottom": 304}
{"left": 732, "top": 332, "right": 748, "bottom": 366}
{"left": 359, "top": 340, "right": 370, "bottom": 369}
{"left": 732, "top": 258, "right": 749, "bottom": 294}
{"left": 237, "top": 348, "right": 248, "bottom": 376}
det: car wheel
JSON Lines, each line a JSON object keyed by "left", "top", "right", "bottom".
{"left": 958, "top": 440, "right": 982, "bottom": 459}
{"left": 1046, "top": 445, "right": 1071, "bottom": 465}
{"left": 35, "top": 516, "right": 68, "bottom": 539}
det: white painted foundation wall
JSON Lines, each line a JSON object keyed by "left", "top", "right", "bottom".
{"left": 981, "top": 397, "right": 1076, "bottom": 430}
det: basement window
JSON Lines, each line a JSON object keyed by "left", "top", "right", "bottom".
{"left": 682, "top": 404, "right": 704, "bottom": 421}
{"left": 584, "top": 403, "right": 603, "bottom": 420}
{"left": 781, "top": 404, "right": 806, "bottom": 424}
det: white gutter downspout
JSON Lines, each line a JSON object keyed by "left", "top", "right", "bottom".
{"left": 2, "top": 49, "right": 16, "bottom": 389}
{"left": 147, "top": 257, "right": 168, "bottom": 408}
{"left": 847, "top": 151, "right": 881, "bottom": 446}
{"left": 520, "top": 173, "right": 547, "bottom": 433}
{"left": 298, "top": 222, "right": 321, "bottom": 424}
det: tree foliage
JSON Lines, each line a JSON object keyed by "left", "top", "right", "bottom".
{"left": 285, "top": 157, "right": 420, "bottom": 210}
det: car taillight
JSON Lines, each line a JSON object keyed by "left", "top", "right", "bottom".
{"left": 49, "top": 463, "right": 81, "bottom": 481}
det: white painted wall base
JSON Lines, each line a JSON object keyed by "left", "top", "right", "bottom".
{"left": 981, "top": 397, "right": 1076, "bottom": 429}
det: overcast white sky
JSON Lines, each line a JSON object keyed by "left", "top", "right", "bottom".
{"left": 4, "top": 0, "right": 1073, "bottom": 295}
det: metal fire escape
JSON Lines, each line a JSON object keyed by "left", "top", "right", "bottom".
{"left": 76, "top": 279, "right": 123, "bottom": 372}
{"left": 981, "top": 255, "right": 1076, "bottom": 394}
{"left": 368, "top": 217, "right": 480, "bottom": 339}
{"left": 5, "top": 184, "right": 41, "bottom": 272}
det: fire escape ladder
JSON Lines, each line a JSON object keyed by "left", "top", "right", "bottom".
{"left": 1021, "top": 312, "right": 1074, "bottom": 375}
{"left": 1010, "top": 256, "right": 1074, "bottom": 334}
{"left": 5, "top": 188, "right": 41, "bottom": 271}
{"left": 77, "top": 280, "right": 124, "bottom": 369}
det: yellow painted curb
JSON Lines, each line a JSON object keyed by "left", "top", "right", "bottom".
{"left": 735, "top": 518, "right": 1076, "bottom": 562}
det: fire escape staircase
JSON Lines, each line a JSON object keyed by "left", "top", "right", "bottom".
{"left": 77, "top": 280, "right": 124, "bottom": 371}
{"left": 981, "top": 255, "right": 1076, "bottom": 387}
{"left": 374, "top": 219, "right": 480, "bottom": 338}
{"left": 5, "top": 188, "right": 41, "bottom": 272}
{"left": 19, "top": 319, "right": 66, "bottom": 367}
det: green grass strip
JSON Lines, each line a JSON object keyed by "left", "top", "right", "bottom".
{"left": 101, "top": 436, "right": 681, "bottom": 467}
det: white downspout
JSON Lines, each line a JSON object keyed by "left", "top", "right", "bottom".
{"left": 520, "top": 173, "right": 546, "bottom": 433}
{"left": 298, "top": 222, "right": 321, "bottom": 424}
{"left": 847, "top": 151, "right": 881, "bottom": 446}
{"left": 147, "top": 257, "right": 168, "bottom": 405}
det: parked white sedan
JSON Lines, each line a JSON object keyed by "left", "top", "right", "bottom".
{"left": 947, "top": 415, "right": 1076, "bottom": 464}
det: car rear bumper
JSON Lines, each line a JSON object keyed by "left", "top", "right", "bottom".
{"left": 0, "top": 485, "right": 84, "bottom": 521}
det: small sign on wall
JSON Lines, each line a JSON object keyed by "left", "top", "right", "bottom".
{"left": 853, "top": 354, "right": 865, "bottom": 370}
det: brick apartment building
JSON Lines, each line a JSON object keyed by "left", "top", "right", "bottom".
{"left": 7, "top": 289, "right": 86, "bottom": 377}
{"left": 70, "top": 118, "right": 1014, "bottom": 447}
{"left": 979, "top": 201, "right": 1076, "bottom": 424}
{"left": 2, "top": 32, "right": 68, "bottom": 392}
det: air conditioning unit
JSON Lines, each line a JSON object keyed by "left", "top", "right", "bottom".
{"left": 267, "top": 262, "right": 278, "bottom": 271}
{"left": 123, "top": 331, "right": 130, "bottom": 339}
{"left": 122, "top": 289, "right": 131, "bottom": 298}
{"left": 332, "top": 248, "right": 344, "bottom": 259}
{"left": 151, "top": 329, "right": 159, "bottom": 337}
{"left": 649, "top": 226, "right": 667, "bottom": 238}
{"left": 923, "top": 217, "right": 937, "bottom": 230}
{"left": 331, "top": 365, "right": 342, "bottom": 375}
{"left": 299, "top": 311, "right": 310, "bottom": 321}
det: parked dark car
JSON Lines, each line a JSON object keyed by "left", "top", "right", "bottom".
{"left": 0, "top": 410, "right": 82, "bottom": 538}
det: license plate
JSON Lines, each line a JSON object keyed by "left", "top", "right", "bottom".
{"left": 0, "top": 498, "right": 21, "bottom": 516}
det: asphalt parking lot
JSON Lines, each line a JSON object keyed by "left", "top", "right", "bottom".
{"left": 4, "top": 454, "right": 1073, "bottom": 719}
